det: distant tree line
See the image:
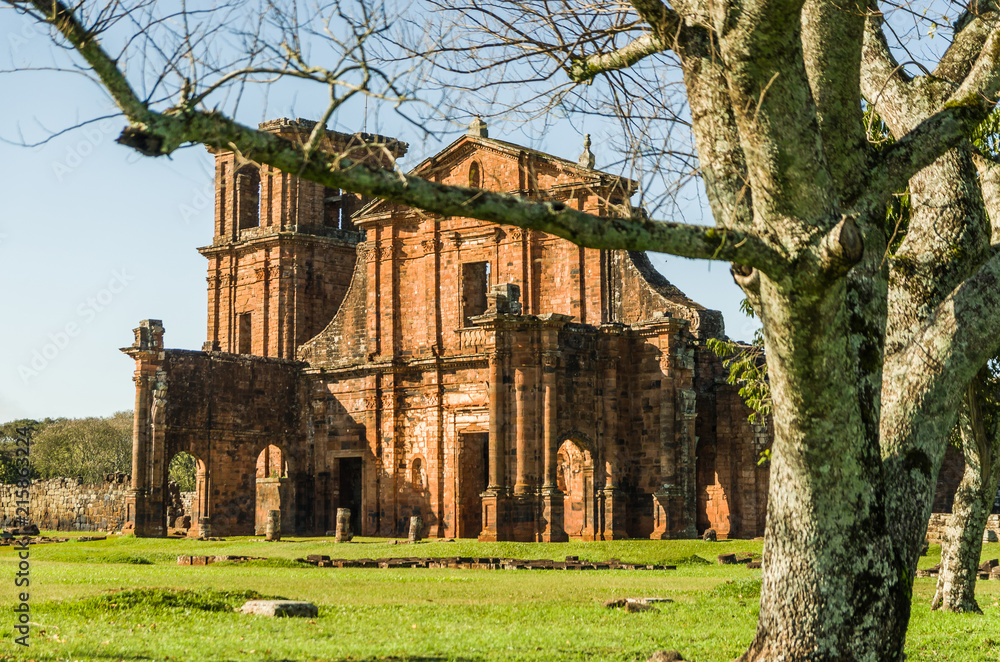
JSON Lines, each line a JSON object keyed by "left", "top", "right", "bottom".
{"left": 0, "top": 412, "right": 132, "bottom": 484}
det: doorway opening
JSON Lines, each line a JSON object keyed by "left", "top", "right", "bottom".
{"left": 338, "top": 457, "right": 363, "bottom": 536}
{"left": 458, "top": 432, "right": 489, "bottom": 537}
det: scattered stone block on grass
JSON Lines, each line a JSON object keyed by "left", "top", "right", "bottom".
{"left": 646, "top": 651, "right": 685, "bottom": 662}
{"left": 624, "top": 602, "right": 656, "bottom": 612}
{"left": 240, "top": 600, "right": 318, "bottom": 618}
{"left": 717, "top": 553, "right": 737, "bottom": 565}
{"left": 604, "top": 597, "right": 673, "bottom": 611}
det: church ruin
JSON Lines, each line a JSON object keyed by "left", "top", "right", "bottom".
{"left": 122, "top": 118, "right": 769, "bottom": 541}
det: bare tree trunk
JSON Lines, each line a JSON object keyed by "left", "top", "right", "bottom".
{"left": 932, "top": 379, "right": 1000, "bottom": 613}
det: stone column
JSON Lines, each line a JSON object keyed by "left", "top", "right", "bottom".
{"left": 600, "top": 338, "right": 628, "bottom": 540}
{"left": 335, "top": 508, "right": 353, "bottom": 542}
{"left": 121, "top": 319, "right": 164, "bottom": 538}
{"left": 540, "top": 351, "right": 567, "bottom": 542}
{"left": 513, "top": 367, "right": 530, "bottom": 495}
{"left": 130, "top": 373, "right": 147, "bottom": 492}
{"left": 146, "top": 388, "right": 167, "bottom": 538}
{"left": 542, "top": 354, "right": 558, "bottom": 488}
{"left": 479, "top": 349, "right": 509, "bottom": 542}
{"left": 487, "top": 352, "right": 504, "bottom": 490}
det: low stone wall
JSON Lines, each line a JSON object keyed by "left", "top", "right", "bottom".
{"left": 925, "top": 513, "right": 1000, "bottom": 545}
{"left": 0, "top": 474, "right": 131, "bottom": 532}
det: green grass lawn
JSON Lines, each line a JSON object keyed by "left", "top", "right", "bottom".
{"left": 1, "top": 533, "right": 999, "bottom": 661}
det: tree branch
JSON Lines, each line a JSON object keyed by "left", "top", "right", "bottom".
{"left": 860, "top": 4, "right": 916, "bottom": 134}
{"left": 949, "top": 20, "right": 1000, "bottom": 107}
{"left": 629, "top": 0, "right": 680, "bottom": 36}
{"left": 566, "top": 0, "right": 684, "bottom": 82}
{"left": 884, "top": 247, "right": 1000, "bottom": 443}
{"left": 567, "top": 32, "right": 669, "bottom": 82}
{"left": 19, "top": 0, "right": 786, "bottom": 274}
{"left": 859, "top": 101, "right": 996, "bottom": 214}
{"left": 935, "top": 1, "right": 1000, "bottom": 84}
{"left": 801, "top": 0, "right": 866, "bottom": 200}
{"left": 973, "top": 152, "right": 1000, "bottom": 243}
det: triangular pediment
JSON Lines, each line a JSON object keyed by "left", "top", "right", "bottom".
{"left": 355, "top": 134, "right": 637, "bottom": 222}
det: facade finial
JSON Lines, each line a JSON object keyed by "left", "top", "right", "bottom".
{"left": 469, "top": 116, "right": 489, "bottom": 138}
{"left": 579, "top": 134, "right": 595, "bottom": 169}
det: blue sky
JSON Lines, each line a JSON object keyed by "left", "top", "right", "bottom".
{"left": 0, "top": 8, "right": 758, "bottom": 422}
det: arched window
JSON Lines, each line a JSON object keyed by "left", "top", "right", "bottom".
{"left": 256, "top": 444, "right": 288, "bottom": 478}
{"left": 235, "top": 164, "right": 261, "bottom": 229}
{"left": 468, "top": 161, "right": 481, "bottom": 189}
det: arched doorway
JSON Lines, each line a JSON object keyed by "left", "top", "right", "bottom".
{"left": 165, "top": 451, "right": 204, "bottom": 537}
{"left": 254, "top": 444, "right": 293, "bottom": 535}
{"left": 557, "top": 439, "right": 594, "bottom": 540}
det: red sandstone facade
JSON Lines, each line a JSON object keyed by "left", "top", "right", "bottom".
{"left": 123, "top": 118, "right": 770, "bottom": 541}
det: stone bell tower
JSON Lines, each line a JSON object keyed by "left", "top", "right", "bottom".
{"left": 198, "top": 118, "right": 407, "bottom": 358}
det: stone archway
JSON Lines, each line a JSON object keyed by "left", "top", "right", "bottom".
{"left": 557, "top": 438, "right": 595, "bottom": 540}
{"left": 165, "top": 451, "right": 205, "bottom": 537}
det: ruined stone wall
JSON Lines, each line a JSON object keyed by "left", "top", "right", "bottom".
{"left": 204, "top": 235, "right": 361, "bottom": 358}
{"left": 710, "top": 385, "right": 770, "bottom": 538}
{"left": 297, "top": 248, "right": 369, "bottom": 367}
{"left": 925, "top": 513, "right": 1000, "bottom": 545}
{"left": 0, "top": 475, "right": 130, "bottom": 532}
{"left": 608, "top": 251, "right": 725, "bottom": 339}
{"left": 307, "top": 363, "right": 492, "bottom": 539}
{"left": 302, "top": 314, "right": 696, "bottom": 541}
{"left": 692, "top": 344, "right": 771, "bottom": 539}
{"left": 153, "top": 350, "right": 307, "bottom": 536}
{"left": 203, "top": 118, "right": 406, "bottom": 361}
{"left": 931, "top": 445, "right": 966, "bottom": 513}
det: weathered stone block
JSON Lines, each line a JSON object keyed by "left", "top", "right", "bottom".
{"left": 240, "top": 600, "right": 318, "bottom": 617}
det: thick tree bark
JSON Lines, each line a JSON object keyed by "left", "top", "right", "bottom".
{"left": 739, "top": 276, "right": 903, "bottom": 661}
{"left": 932, "top": 379, "right": 1000, "bottom": 612}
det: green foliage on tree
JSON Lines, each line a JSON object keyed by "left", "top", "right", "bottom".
{"left": 168, "top": 452, "right": 197, "bottom": 492}
{"left": 0, "top": 419, "right": 48, "bottom": 483}
{"left": 706, "top": 300, "right": 771, "bottom": 428}
{"left": 24, "top": 411, "right": 133, "bottom": 484}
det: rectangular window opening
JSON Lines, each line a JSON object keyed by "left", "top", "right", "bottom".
{"left": 324, "top": 188, "right": 346, "bottom": 229}
{"left": 461, "top": 261, "right": 490, "bottom": 327}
